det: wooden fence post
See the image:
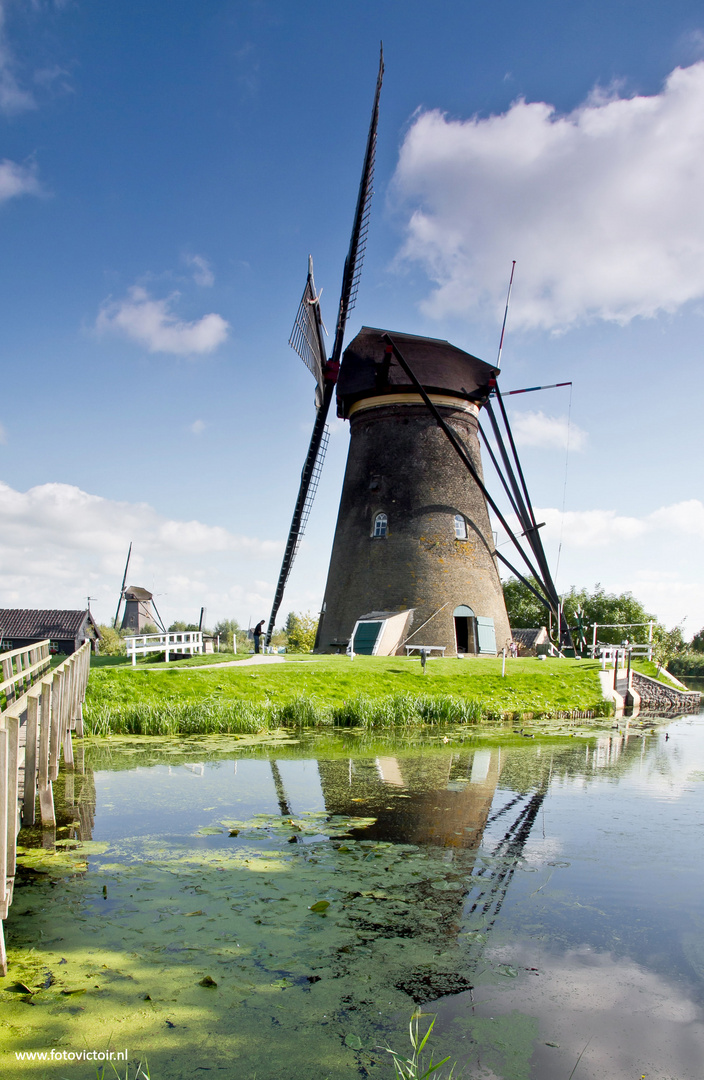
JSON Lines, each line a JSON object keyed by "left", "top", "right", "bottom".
{"left": 62, "top": 659, "right": 75, "bottom": 768}
{"left": 0, "top": 727, "right": 8, "bottom": 919}
{"left": 75, "top": 644, "right": 87, "bottom": 736}
{"left": 49, "top": 670, "right": 63, "bottom": 783}
{"left": 5, "top": 716, "right": 19, "bottom": 892}
{"left": 2, "top": 656, "right": 14, "bottom": 707}
{"left": 19, "top": 653, "right": 27, "bottom": 696}
{"left": 23, "top": 694, "right": 39, "bottom": 826}
{"left": 38, "top": 679, "right": 55, "bottom": 826}
{"left": 0, "top": 725, "right": 6, "bottom": 978}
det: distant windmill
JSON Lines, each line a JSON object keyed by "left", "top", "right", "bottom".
{"left": 265, "top": 47, "right": 384, "bottom": 645}
{"left": 113, "top": 543, "right": 166, "bottom": 633}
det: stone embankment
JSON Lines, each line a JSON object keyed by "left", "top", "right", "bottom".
{"left": 629, "top": 670, "right": 701, "bottom": 713}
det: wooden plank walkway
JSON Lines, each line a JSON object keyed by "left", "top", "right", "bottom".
{"left": 0, "top": 640, "right": 91, "bottom": 974}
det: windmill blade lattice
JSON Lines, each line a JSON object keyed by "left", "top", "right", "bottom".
{"left": 331, "top": 47, "right": 383, "bottom": 364}
{"left": 265, "top": 48, "right": 384, "bottom": 645}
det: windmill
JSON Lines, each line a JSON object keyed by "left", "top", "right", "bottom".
{"left": 112, "top": 542, "right": 166, "bottom": 633}
{"left": 264, "top": 47, "right": 384, "bottom": 645}
{"left": 268, "top": 53, "right": 573, "bottom": 656}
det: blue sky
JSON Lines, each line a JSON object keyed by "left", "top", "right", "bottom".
{"left": 0, "top": 0, "right": 703, "bottom": 633}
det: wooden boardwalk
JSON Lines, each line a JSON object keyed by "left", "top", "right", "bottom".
{"left": 0, "top": 639, "right": 91, "bottom": 974}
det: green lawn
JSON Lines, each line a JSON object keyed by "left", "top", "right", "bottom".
{"left": 85, "top": 655, "right": 609, "bottom": 733}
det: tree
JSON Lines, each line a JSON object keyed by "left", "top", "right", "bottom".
{"left": 213, "top": 618, "right": 240, "bottom": 650}
{"left": 502, "top": 578, "right": 659, "bottom": 646}
{"left": 690, "top": 627, "right": 704, "bottom": 653}
{"left": 502, "top": 577, "right": 548, "bottom": 629}
{"left": 95, "top": 625, "right": 126, "bottom": 656}
{"left": 561, "top": 584, "right": 657, "bottom": 645}
{"left": 651, "top": 624, "right": 687, "bottom": 675}
{"left": 285, "top": 611, "right": 318, "bottom": 653}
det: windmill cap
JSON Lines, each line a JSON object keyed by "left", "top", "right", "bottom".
{"left": 336, "top": 326, "right": 498, "bottom": 419}
{"left": 124, "top": 586, "right": 153, "bottom": 601}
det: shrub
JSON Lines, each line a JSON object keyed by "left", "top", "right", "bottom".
{"left": 285, "top": 611, "right": 319, "bottom": 653}
{"left": 96, "top": 625, "right": 126, "bottom": 656}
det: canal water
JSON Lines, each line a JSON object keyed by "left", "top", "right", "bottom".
{"left": 3, "top": 714, "right": 704, "bottom": 1080}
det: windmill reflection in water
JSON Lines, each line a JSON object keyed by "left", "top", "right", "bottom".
{"left": 262, "top": 734, "right": 638, "bottom": 1002}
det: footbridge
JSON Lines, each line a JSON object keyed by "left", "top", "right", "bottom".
{"left": 0, "top": 639, "right": 91, "bottom": 973}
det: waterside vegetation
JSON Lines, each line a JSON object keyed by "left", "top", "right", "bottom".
{"left": 84, "top": 656, "right": 613, "bottom": 736}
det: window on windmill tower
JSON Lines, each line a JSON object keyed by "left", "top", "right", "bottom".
{"left": 454, "top": 514, "right": 468, "bottom": 540}
{"left": 373, "top": 512, "right": 388, "bottom": 538}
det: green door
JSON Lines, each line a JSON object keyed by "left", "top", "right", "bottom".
{"left": 476, "top": 616, "right": 497, "bottom": 655}
{"left": 352, "top": 621, "right": 382, "bottom": 655}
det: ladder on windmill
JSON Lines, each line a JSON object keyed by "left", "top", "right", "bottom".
{"left": 285, "top": 425, "right": 330, "bottom": 582}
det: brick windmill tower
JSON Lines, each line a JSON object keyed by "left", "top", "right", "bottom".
{"left": 315, "top": 328, "right": 512, "bottom": 656}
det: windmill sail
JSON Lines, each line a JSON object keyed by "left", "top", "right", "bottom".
{"left": 265, "top": 47, "right": 384, "bottom": 645}
{"left": 331, "top": 46, "right": 384, "bottom": 364}
{"left": 289, "top": 255, "right": 327, "bottom": 407}
{"left": 113, "top": 542, "right": 132, "bottom": 629}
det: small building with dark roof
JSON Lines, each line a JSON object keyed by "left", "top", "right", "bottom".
{"left": 512, "top": 627, "right": 549, "bottom": 656}
{"left": 0, "top": 609, "right": 101, "bottom": 655}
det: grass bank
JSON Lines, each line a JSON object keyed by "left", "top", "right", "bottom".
{"left": 84, "top": 655, "right": 611, "bottom": 735}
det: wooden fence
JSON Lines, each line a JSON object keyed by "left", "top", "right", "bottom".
{"left": 0, "top": 639, "right": 91, "bottom": 975}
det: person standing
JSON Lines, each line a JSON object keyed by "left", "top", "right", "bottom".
{"left": 252, "top": 619, "right": 265, "bottom": 654}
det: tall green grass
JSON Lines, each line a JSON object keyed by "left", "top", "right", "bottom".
{"left": 84, "top": 698, "right": 267, "bottom": 737}
{"left": 83, "top": 691, "right": 606, "bottom": 736}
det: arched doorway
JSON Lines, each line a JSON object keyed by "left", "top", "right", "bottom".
{"left": 453, "top": 605, "right": 476, "bottom": 655}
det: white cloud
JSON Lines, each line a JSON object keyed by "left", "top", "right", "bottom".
{"left": 393, "top": 62, "right": 704, "bottom": 330}
{"left": 533, "top": 507, "right": 647, "bottom": 547}
{"left": 510, "top": 410, "right": 586, "bottom": 451}
{"left": 531, "top": 500, "right": 704, "bottom": 548}
{"left": 647, "top": 498, "right": 704, "bottom": 537}
{"left": 0, "top": 481, "right": 282, "bottom": 626}
{"left": 0, "top": 3, "right": 35, "bottom": 114}
{"left": 0, "top": 158, "right": 41, "bottom": 202}
{"left": 184, "top": 253, "right": 215, "bottom": 287}
{"left": 96, "top": 285, "right": 229, "bottom": 356}
{"left": 33, "top": 64, "right": 72, "bottom": 91}
{"left": 189, "top": 419, "right": 206, "bottom": 436}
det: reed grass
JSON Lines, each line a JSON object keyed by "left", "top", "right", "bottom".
{"left": 83, "top": 690, "right": 607, "bottom": 737}
{"left": 382, "top": 1010, "right": 457, "bottom": 1079}
{"left": 84, "top": 698, "right": 268, "bottom": 737}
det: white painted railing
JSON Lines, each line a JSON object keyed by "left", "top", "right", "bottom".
{"left": 590, "top": 621, "right": 654, "bottom": 661}
{"left": 597, "top": 644, "right": 651, "bottom": 667}
{"left": 124, "top": 631, "right": 203, "bottom": 666}
{"left": 1, "top": 640, "right": 52, "bottom": 711}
